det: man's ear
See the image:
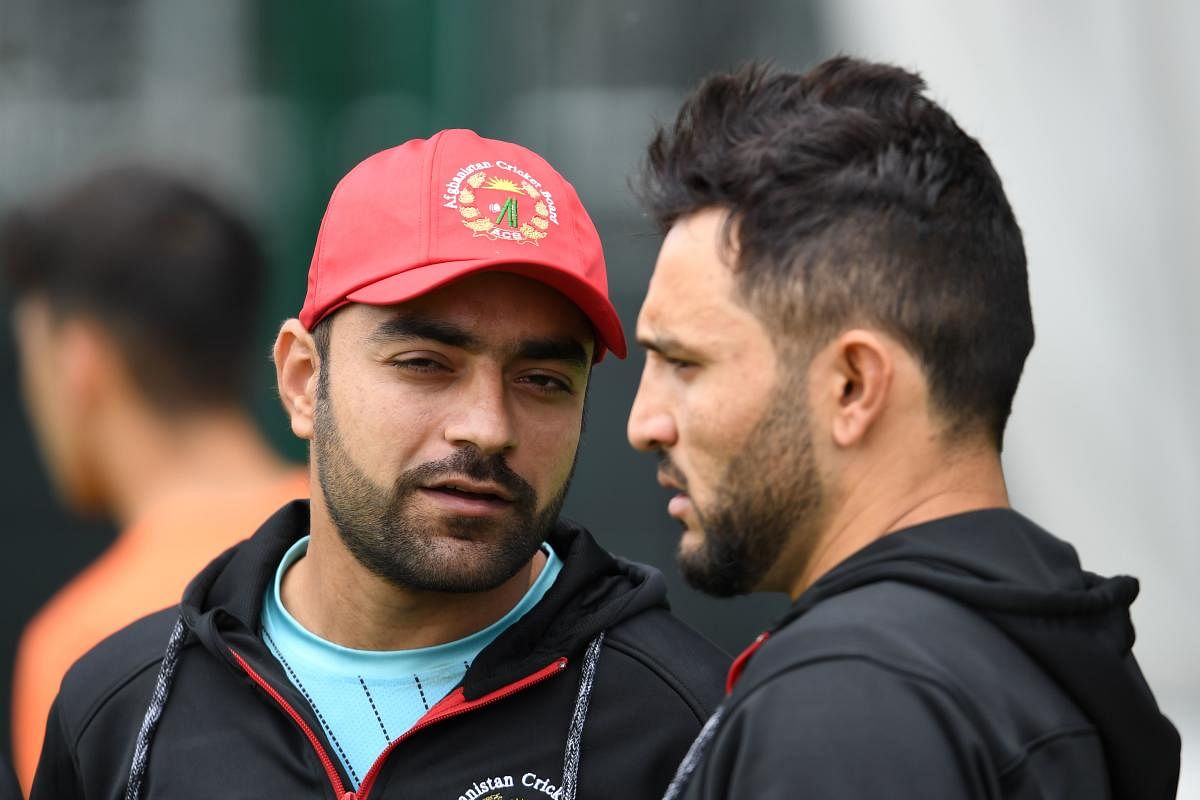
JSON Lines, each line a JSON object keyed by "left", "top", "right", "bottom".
{"left": 274, "top": 319, "right": 320, "bottom": 441}
{"left": 822, "top": 329, "right": 894, "bottom": 448}
{"left": 61, "top": 318, "right": 116, "bottom": 411}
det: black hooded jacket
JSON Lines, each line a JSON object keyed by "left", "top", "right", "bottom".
{"left": 32, "top": 501, "right": 729, "bottom": 800}
{"left": 667, "top": 509, "right": 1179, "bottom": 800}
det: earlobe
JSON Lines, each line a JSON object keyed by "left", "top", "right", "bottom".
{"left": 274, "top": 319, "right": 319, "bottom": 440}
{"left": 830, "top": 331, "right": 893, "bottom": 448}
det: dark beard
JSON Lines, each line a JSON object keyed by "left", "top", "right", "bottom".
{"left": 675, "top": 375, "right": 824, "bottom": 597}
{"left": 312, "top": 375, "right": 571, "bottom": 594}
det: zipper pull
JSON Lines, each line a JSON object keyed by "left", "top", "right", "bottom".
{"left": 341, "top": 792, "right": 356, "bottom": 800}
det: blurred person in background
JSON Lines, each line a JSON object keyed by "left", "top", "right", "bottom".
{"left": 0, "top": 755, "right": 15, "bottom": 800}
{"left": 628, "top": 57, "right": 1179, "bottom": 799}
{"left": 29, "top": 131, "right": 727, "bottom": 799}
{"left": 1, "top": 166, "right": 306, "bottom": 794}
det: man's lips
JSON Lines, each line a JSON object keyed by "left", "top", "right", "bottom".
{"left": 424, "top": 478, "right": 513, "bottom": 502}
{"left": 419, "top": 488, "right": 512, "bottom": 516}
{"left": 656, "top": 470, "right": 692, "bottom": 519}
{"left": 419, "top": 478, "right": 516, "bottom": 515}
{"left": 667, "top": 493, "right": 693, "bottom": 518}
{"left": 656, "top": 470, "right": 686, "bottom": 493}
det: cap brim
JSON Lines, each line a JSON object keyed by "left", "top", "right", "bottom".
{"left": 343, "top": 257, "right": 627, "bottom": 361}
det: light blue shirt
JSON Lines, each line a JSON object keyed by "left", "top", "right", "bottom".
{"left": 262, "top": 536, "right": 563, "bottom": 788}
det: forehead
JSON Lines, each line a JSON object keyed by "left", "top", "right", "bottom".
{"left": 638, "top": 209, "right": 767, "bottom": 353}
{"left": 338, "top": 271, "right": 594, "bottom": 351}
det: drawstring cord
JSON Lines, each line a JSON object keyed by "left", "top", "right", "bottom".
{"left": 124, "top": 621, "right": 614, "bottom": 800}
{"left": 124, "top": 613, "right": 187, "bottom": 800}
{"left": 661, "top": 704, "right": 725, "bottom": 800}
{"left": 559, "top": 632, "right": 604, "bottom": 800}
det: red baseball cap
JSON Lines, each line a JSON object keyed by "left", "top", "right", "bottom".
{"left": 299, "top": 129, "right": 627, "bottom": 360}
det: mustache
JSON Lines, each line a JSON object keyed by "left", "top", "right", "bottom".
{"left": 402, "top": 448, "right": 536, "bottom": 506}
{"left": 657, "top": 452, "right": 689, "bottom": 492}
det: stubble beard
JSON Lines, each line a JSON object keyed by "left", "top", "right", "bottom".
{"left": 312, "top": 370, "right": 572, "bottom": 594}
{"left": 676, "top": 372, "right": 825, "bottom": 597}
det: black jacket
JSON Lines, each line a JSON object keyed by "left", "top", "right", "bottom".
{"left": 33, "top": 501, "right": 729, "bottom": 800}
{"left": 667, "top": 509, "right": 1179, "bottom": 800}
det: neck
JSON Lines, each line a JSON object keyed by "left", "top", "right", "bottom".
{"left": 93, "top": 402, "right": 291, "bottom": 527}
{"left": 280, "top": 494, "right": 547, "bottom": 651}
{"left": 788, "top": 441, "right": 1009, "bottom": 598}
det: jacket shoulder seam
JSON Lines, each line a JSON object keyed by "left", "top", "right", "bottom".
{"left": 71, "top": 649, "right": 176, "bottom": 746}
{"left": 997, "top": 725, "right": 1098, "bottom": 779}
{"left": 731, "top": 652, "right": 1099, "bottom": 773}
{"left": 732, "top": 651, "right": 961, "bottom": 709}
{"left": 603, "top": 635, "right": 714, "bottom": 723}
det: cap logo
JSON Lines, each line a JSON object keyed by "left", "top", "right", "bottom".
{"left": 442, "top": 160, "right": 559, "bottom": 245}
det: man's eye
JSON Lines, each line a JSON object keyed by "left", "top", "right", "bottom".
{"left": 664, "top": 356, "right": 697, "bottom": 371}
{"left": 519, "top": 373, "right": 573, "bottom": 395}
{"left": 648, "top": 350, "right": 696, "bottom": 371}
{"left": 393, "top": 357, "right": 448, "bottom": 373}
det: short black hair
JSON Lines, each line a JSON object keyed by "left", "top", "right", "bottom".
{"left": 639, "top": 57, "right": 1034, "bottom": 448}
{"left": 1, "top": 165, "right": 266, "bottom": 412}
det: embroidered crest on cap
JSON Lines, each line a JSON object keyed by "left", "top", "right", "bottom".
{"left": 442, "top": 160, "right": 559, "bottom": 245}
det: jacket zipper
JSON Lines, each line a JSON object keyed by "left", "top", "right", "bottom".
{"left": 229, "top": 648, "right": 349, "bottom": 797}
{"left": 230, "top": 647, "right": 568, "bottom": 800}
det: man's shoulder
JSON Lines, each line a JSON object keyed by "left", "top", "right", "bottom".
{"left": 751, "top": 580, "right": 995, "bottom": 677}
{"left": 682, "top": 586, "right": 1026, "bottom": 798}
{"left": 55, "top": 607, "right": 180, "bottom": 739}
{"left": 717, "top": 580, "right": 1104, "bottom": 793}
{"left": 733, "top": 580, "right": 1037, "bottom": 719}
{"left": 604, "top": 605, "right": 730, "bottom": 720}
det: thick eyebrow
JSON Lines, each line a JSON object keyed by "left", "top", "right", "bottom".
{"left": 515, "top": 337, "right": 590, "bottom": 369}
{"left": 635, "top": 331, "right": 682, "bottom": 355}
{"left": 367, "top": 314, "right": 481, "bottom": 350}
{"left": 368, "top": 312, "right": 589, "bottom": 367}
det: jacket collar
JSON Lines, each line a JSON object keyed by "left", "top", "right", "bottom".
{"left": 179, "top": 499, "right": 668, "bottom": 697}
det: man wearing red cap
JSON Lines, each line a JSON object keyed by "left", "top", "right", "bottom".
{"left": 31, "top": 130, "right": 728, "bottom": 800}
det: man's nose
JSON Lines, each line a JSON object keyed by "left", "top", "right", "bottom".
{"left": 627, "top": 366, "right": 677, "bottom": 452}
{"left": 444, "top": 371, "right": 517, "bottom": 456}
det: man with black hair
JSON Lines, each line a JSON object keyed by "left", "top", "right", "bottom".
{"left": 2, "top": 166, "right": 307, "bottom": 793}
{"left": 629, "top": 57, "right": 1179, "bottom": 798}
{"left": 30, "top": 131, "right": 727, "bottom": 799}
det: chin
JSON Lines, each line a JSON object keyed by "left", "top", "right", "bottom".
{"left": 675, "top": 526, "right": 764, "bottom": 598}
{"left": 677, "top": 526, "right": 706, "bottom": 555}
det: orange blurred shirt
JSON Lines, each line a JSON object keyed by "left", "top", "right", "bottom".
{"left": 11, "top": 469, "right": 308, "bottom": 795}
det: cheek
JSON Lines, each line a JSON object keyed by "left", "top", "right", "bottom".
{"left": 21, "top": 359, "right": 71, "bottom": 455}
{"left": 678, "top": 379, "right": 772, "bottom": 479}
{"left": 516, "top": 406, "right": 583, "bottom": 486}
{"left": 329, "top": 377, "right": 440, "bottom": 471}
{"left": 18, "top": 346, "right": 56, "bottom": 422}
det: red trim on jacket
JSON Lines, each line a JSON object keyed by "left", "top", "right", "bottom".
{"left": 356, "top": 658, "right": 567, "bottom": 797}
{"left": 726, "top": 632, "right": 770, "bottom": 695}
{"left": 232, "top": 646, "right": 568, "bottom": 799}
{"left": 230, "top": 648, "right": 348, "bottom": 797}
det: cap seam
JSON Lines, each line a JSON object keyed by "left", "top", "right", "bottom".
{"left": 566, "top": 182, "right": 598, "bottom": 351}
{"left": 425, "top": 131, "right": 452, "bottom": 264}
